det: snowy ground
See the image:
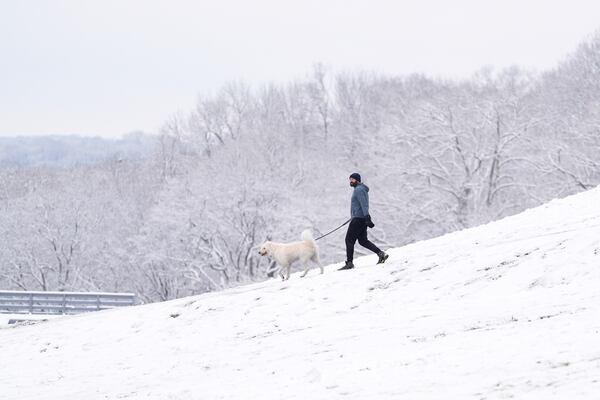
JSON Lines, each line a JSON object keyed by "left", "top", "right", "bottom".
{"left": 1, "top": 188, "right": 600, "bottom": 399}
{"left": 0, "top": 313, "right": 60, "bottom": 326}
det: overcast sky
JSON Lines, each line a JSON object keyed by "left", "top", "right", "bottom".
{"left": 1, "top": 0, "right": 599, "bottom": 138}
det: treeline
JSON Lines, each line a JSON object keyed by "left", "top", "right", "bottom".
{"left": 0, "top": 133, "right": 157, "bottom": 168}
{"left": 1, "top": 32, "right": 599, "bottom": 302}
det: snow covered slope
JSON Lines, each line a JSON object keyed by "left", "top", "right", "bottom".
{"left": 2, "top": 188, "right": 600, "bottom": 399}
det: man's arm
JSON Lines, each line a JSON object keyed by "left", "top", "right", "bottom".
{"left": 357, "top": 187, "right": 369, "bottom": 216}
{"left": 358, "top": 187, "right": 374, "bottom": 227}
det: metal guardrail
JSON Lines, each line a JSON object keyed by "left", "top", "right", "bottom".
{"left": 0, "top": 290, "right": 137, "bottom": 315}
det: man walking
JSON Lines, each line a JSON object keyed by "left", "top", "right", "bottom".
{"left": 339, "top": 173, "right": 389, "bottom": 270}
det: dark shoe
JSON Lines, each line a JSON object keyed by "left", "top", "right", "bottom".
{"left": 376, "top": 252, "right": 389, "bottom": 264}
{"left": 338, "top": 261, "right": 354, "bottom": 271}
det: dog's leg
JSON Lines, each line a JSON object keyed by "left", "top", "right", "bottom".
{"left": 312, "top": 254, "right": 324, "bottom": 274}
{"left": 300, "top": 260, "right": 309, "bottom": 278}
{"left": 285, "top": 265, "right": 292, "bottom": 280}
{"left": 279, "top": 264, "right": 286, "bottom": 281}
{"left": 280, "top": 264, "right": 290, "bottom": 281}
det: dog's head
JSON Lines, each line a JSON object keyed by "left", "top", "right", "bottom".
{"left": 258, "top": 241, "right": 272, "bottom": 256}
{"left": 258, "top": 241, "right": 271, "bottom": 256}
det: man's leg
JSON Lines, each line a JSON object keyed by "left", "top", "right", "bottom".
{"left": 339, "top": 219, "right": 362, "bottom": 270}
{"left": 345, "top": 219, "right": 360, "bottom": 262}
{"left": 357, "top": 224, "right": 389, "bottom": 264}
{"left": 357, "top": 223, "right": 382, "bottom": 254}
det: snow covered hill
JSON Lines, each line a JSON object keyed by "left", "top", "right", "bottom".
{"left": 1, "top": 188, "right": 600, "bottom": 399}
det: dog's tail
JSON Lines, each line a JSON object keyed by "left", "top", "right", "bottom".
{"left": 301, "top": 229, "right": 315, "bottom": 243}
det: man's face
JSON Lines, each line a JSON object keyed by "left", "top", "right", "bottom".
{"left": 349, "top": 178, "right": 358, "bottom": 187}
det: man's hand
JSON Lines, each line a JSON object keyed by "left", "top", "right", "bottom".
{"left": 365, "top": 214, "right": 375, "bottom": 228}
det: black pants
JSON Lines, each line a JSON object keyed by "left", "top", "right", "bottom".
{"left": 345, "top": 217, "right": 381, "bottom": 262}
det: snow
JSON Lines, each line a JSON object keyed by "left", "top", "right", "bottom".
{"left": 1, "top": 188, "right": 600, "bottom": 399}
{"left": 0, "top": 313, "right": 61, "bottom": 326}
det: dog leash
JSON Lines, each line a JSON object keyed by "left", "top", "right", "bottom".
{"left": 314, "top": 218, "right": 351, "bottom": 241}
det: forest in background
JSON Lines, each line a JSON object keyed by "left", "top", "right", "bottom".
{"left": 1, "top": 32, "right": 599, "bottom": 302}
{"left": 0, "top": 133, "right": 157, "bottom": 168}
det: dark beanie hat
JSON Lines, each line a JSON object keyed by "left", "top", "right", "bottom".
{"left": 349, "top": 172, "right": 361, "bottom": 182}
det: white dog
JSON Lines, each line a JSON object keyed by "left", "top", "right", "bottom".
{"left": 259, "top": 230, "right": 323, "bottom": 280}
